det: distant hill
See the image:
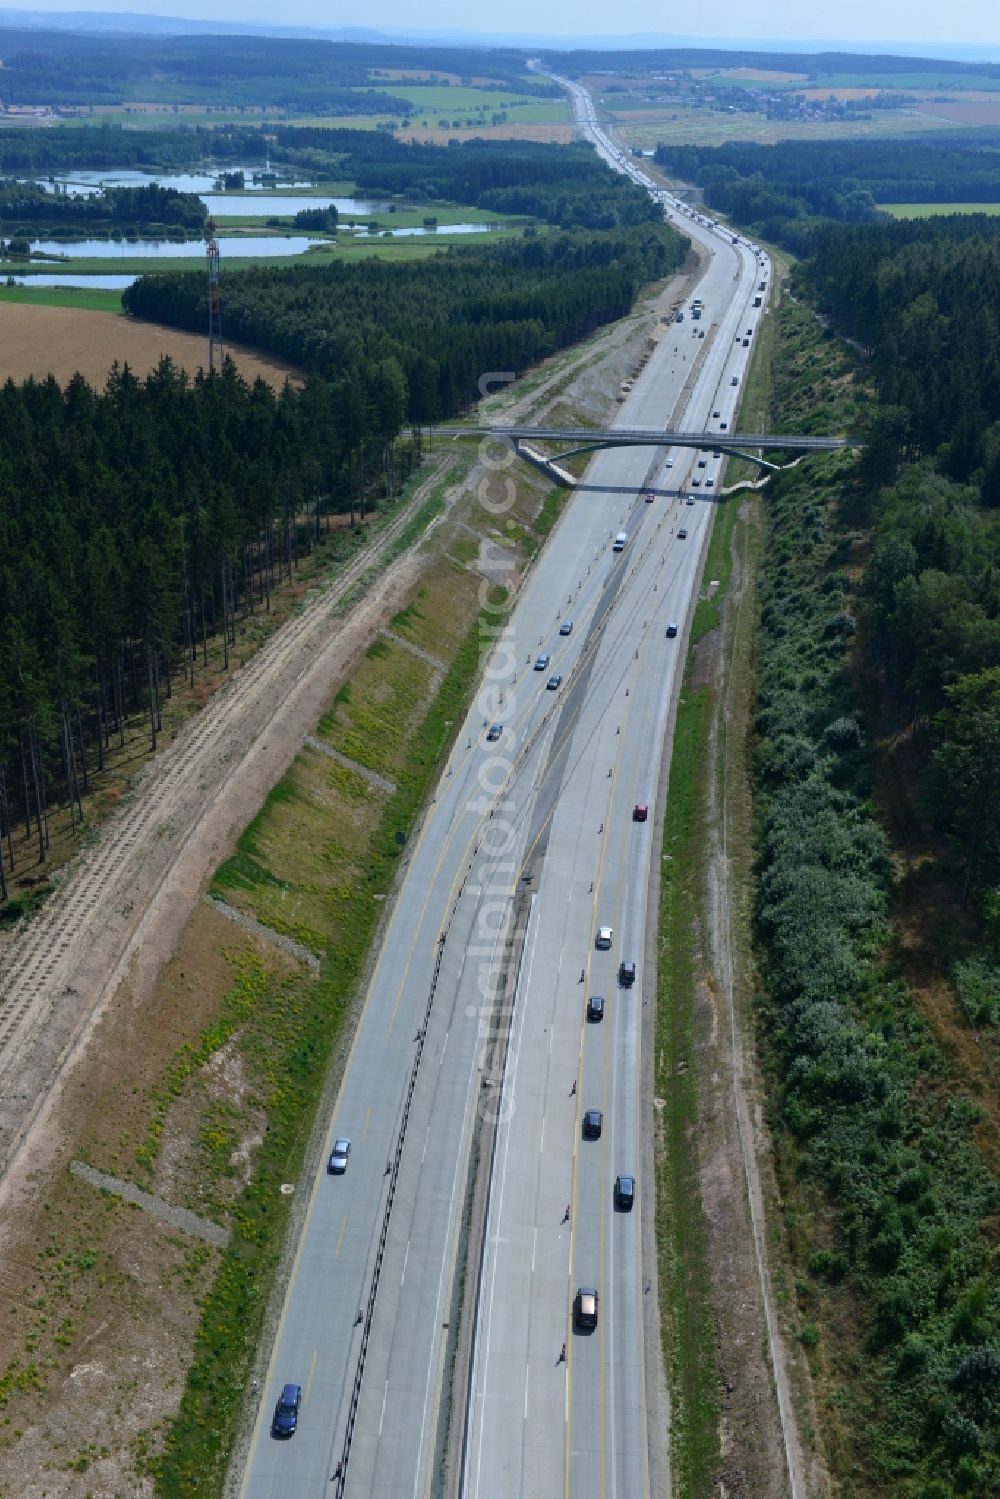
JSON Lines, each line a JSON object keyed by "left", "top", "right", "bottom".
{"left": 0, "top": 12, "right": 995, "bottom": 64}
{"left": 0, "top": 9, "right": 392, "bottom": 38}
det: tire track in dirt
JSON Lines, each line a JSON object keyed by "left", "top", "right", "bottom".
{"left": 0, "top": 458, "right": 451, "bottom": 1192}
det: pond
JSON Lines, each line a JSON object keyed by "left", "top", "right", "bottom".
{"left": 32, "top": 170, "right": 401, "bottom": 219}
{"left": 39, "top": 167, "right": 317, "bottom": 195}
{"left": 375, "top": 221, "right": 513, "bottom": 237}
{"left": 201, "top": 194, "right": 405, "bottom": 217}
{"left": 29, "top": 235, "right": 329, "bottom": 260}
{"left": 2, "top": 273, "right": 137, "bottom": 288}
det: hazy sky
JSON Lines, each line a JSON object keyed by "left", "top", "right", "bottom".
{"left": 10, "top": 0, "right": 1000, "bottom": 48}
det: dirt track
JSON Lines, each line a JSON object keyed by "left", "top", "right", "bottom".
{"left": 0, "top": 301, "right": 300, "bottom": 387}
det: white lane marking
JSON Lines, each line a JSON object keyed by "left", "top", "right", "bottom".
{"left": 440, "top": 1030, "right": 449, "bottom": 1062}
{"left": 379, "top": 1380, "right": 389, "bottom": 1437}
{"left": 524, "top": 1363, "right": 530, "bottom": 1422}
{"left": 532, "top": 1225, "right": 537, "bottom": 1274}
{"left": 401, "top": 1240, "right": 410, "bottom": 1287}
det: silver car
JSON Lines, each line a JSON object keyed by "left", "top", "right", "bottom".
{"left": 327, "top": 1138, "right": 351, "bottom": 1175}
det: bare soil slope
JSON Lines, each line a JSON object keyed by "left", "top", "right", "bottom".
{"left": 0, "top": 302, "right": 301, "bottom": 387}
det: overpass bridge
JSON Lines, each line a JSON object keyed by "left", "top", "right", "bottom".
{"left": 427, "top": 424, "right": 858, "bottom": 487}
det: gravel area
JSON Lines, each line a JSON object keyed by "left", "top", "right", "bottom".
{"left": 70, "top": 1160, "right": 229, "bottom": 1247}
{"left": 208, "top": 897, "right": 322, "bottom": 971}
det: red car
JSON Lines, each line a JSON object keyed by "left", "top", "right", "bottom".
{"left": 633, "top": 804, "right": 648, "bottom": 822}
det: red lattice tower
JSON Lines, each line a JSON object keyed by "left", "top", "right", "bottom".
{"left": 206, "top": 217, "right": 222, "bottom": 374}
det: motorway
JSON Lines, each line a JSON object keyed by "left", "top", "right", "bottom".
{"left": 240, "top": 79, "right": 768, "bottom": 1499}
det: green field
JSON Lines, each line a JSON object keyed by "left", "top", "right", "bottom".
{"left": 69, "top": 87, "right": 568, "bottom": 131}
{"left": 351, "top": 83, "right": 565, "bottom": 113}
{"left": 292, "top": 101, "right": 568, "bottom": 130}
{"left": 0, "top": 284, "right": 125, "bottom": 312}
{"left": 812, "top": 70, "right": 1000, "bottom": 90}
{"left": 883, "top": 200, "right": 1000, "bottom": 217}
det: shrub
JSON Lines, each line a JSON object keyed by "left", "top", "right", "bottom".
{"left": 953, "top": 956, "right": 1000, "bottom": 1027}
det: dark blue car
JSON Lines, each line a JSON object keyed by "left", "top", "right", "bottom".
{"left": 272, "top": 1383, "right": 302, "bottom": 1438}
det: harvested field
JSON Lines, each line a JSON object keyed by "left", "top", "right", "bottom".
{"left": 713, "top": 66, "right": 808, "bottom": 83}
{"left": 401, "top": 123, "right": 574, "bottom": 144}
{"left": 0, "top": 301, "right": 301, "bottom": 388}
{"left": 912, "top": 98, "right": 1000, "bottom": 124}
{"left": 800, "top": 86, "right": 883, "bottom": 100}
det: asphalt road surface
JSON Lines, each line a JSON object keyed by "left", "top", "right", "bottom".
{"left": 240, "top": 83, "right": 768, "bottom": 1499}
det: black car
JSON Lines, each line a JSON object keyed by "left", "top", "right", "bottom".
{"left": 677, "top": 528, "right": 688, "bottom": 540}
{"left": 574, "top": 1286, "right": 599, "bottom": 1330}
{"left": 582, "top": 1109, "right": 603, "bottom": 1139}
{"left": 271, "top": 1383, "right": 302, "bottom": 1438}
{"left": 614, "top": 1174, "right": 635, "bottom": 1211}
{"left": 618, "top": 960, "right": 636, "bottom": 988}
{"left": 587, "top": 994, "right": 605, "bottom": 1022}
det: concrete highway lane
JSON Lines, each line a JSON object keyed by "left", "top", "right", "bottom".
{"left": 461, "top": 88, "right": 769, "bottom": 1499}
{"left": 240, "top": 75, "right": 768, "bottom": 1499}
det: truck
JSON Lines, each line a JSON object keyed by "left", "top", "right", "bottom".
{"left": 691, "top": 306, "right": 702, "bottom": 320}
{"left": 613, "top": 532, "right": 628, "bottom": 552}
{"left": 758, "top": 281, "right": 766, "bottom": 292}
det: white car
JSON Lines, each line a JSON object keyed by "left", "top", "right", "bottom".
{"left": 596, "top": 926, "right": 613, "bottom": 950}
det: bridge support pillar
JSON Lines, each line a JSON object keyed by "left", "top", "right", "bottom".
{"left": 513, "top": 440, "right": 576, "bottom": 489}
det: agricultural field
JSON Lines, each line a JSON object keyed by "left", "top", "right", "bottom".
{"left": 60, "top": 83, "right": 570, "bottom": 139}
{"left": 0, "top": 299, "right": 301, "bottom": 385}
{"left": 615, "top": 107, "right": 961, "bottom": 150}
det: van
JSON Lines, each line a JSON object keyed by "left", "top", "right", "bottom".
{"left": 613, "top": 532, "right": 627, "bottom": 552}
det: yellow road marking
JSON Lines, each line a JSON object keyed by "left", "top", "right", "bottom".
{"left": 334, "top": 1216, "right": 347, "bottom": 1260}
{"left": 304, "top": 1348, "right": 318, "bottom": 1404}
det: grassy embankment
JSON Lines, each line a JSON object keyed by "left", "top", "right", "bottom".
{"left": 653, "top": 287, "right": 773, "bottom": 1492}
{"left": 147, "top": 459, "right": 562, "bottom": 1496}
